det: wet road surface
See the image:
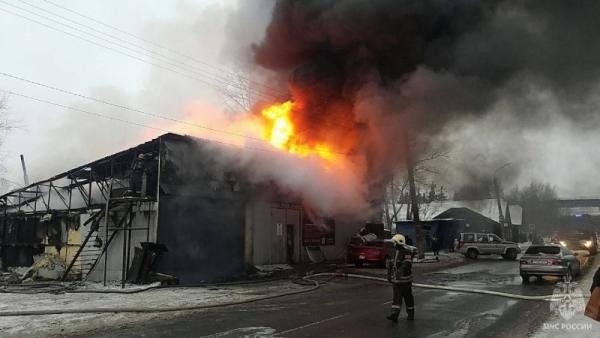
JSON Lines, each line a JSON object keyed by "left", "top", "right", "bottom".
{"left": 77, "top": 256, "right": 598, "bottom": 337}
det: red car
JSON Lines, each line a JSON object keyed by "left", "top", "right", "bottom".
{"left": 347, "top": 238, "right": 395, "bottom": 267}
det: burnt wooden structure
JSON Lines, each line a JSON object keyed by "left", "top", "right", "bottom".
{"left": 0, "top": 133, "right": 251, "bottom": 285}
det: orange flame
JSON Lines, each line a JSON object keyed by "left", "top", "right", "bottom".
{"left": 260, "top": 101, "right": 336, "bottom": 160}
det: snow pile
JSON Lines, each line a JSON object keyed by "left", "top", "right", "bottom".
{"left": 74, "top": 281, "right": 161, "bottom": 292}
{"left": 0, "top": 280, "right": 305, "bottom": 337}
{"left": 255, "top": 264, "right": 293, "bottom": 272}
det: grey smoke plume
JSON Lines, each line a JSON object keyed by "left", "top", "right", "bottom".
{"left": 245, "top": 0, "right": 600, "bottom": 201}
{"left": 15, "top": 0, "right": 600, "bottom": 218}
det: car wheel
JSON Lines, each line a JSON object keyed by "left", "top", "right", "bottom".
{"left": 570, "top": 266, "right": 577, "bottom": 279}
{"left": 521, "top": 275, "right": 529, "bottom": 283}
{"left": 564, "top": 267, "right": 573, "bottom": 281}
{"left": 467, "top": 248, "right": 478, "bottom": 259}
{"left": 506, "top": 249, "right": 518, "bottom": 260}
{"left": 355, "top": 261, "right": 363, "bottom": 268}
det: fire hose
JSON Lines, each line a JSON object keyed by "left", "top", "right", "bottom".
{"left": 0, "top": 273, "right": 586, "bottom": 316}
{"left": 306, "top": 273, "right": 588, "bottom": 301}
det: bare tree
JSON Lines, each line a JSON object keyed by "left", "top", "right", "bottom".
{"left": 384, "top": 148, "right": 449, "bottom": 227}
{"left": 0, "top": 93, "right": 15, "bottom": 192}
{"left": 218, "top": 68, "right": 289, "bottom": 116}
{"left": 506, "top": 181, "right": 557, "bottom": 206}
{"left": 0, "top": 92, "right": 9, "bottom": 141}
{"left": 219, "top": 71, "right": 257, "bottom": 114}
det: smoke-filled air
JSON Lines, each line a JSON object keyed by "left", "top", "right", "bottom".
{"left": 214, "top": 0, "right": 600, "bottom": 217}
{"left": 19, "top": 0, "right": 600, "bottom": 218}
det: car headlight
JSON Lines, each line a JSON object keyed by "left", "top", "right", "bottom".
{"left": 584, "top": 240, "right": 592, "bottom": 248}
{"left": 560, "top": 241, "right": 566, "bottom": 247}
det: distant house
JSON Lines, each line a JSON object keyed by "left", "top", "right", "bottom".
{"left": 424, "top": 199, "right": 522, "bottom": 226}
{"left": 393, "top": 199, "right": 523, "bottom": 246}
{"left": 434, "top": 207, "right": 501, "bottom": 234}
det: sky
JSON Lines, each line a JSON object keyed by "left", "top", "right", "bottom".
{"left": 2, "top": 0, "right": 600, "bottom": 201}
{"left": 0, "top": 0, "right": 264, "bottom": 189}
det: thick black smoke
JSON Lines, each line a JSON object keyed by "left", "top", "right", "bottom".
{"left": 255, "top": 0, "right": 600, "bottom": 114}
{"left": 249, "top": 0, "right": 600, "bottom": 202}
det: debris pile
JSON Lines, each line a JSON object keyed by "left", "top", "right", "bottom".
{"left": 20, "top": 254, "right": 66, "bottom": 282}
{"left": 0, "top": 271, "right": 21, "bottom": 285}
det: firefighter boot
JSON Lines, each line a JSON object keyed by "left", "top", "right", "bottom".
{"left": 387, "top": 306, "right": 400, "bottom": 323}
{"left": 386, "top": 312, "right": 399, "bottom": 323}
{"left": 407, "top": 309, "right": 415, "bottom": 321}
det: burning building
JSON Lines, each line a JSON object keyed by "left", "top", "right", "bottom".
{"left": 0, "top": 133, "right": 361, "bottom": 284}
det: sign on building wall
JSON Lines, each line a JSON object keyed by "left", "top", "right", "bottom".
{"left": 302, "top": 217, "right": 335, "bottom": 246}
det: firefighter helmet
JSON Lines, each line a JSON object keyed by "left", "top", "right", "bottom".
{"left": 391, "top": 234, "right": 406, "bottom": 245}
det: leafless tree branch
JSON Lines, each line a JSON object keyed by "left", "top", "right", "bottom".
{"left": 384, "top": 148, "right": 450, "bottom": 227}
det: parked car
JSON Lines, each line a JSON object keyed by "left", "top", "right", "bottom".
{"left": 458, "top": 232, "right": 521, "bottom": 260}
{"left": 559, "top": 232, "right": 598, "bottom": 255}
{"left": 556, "top": 235, "right": 593, "bottom": 268}
{"left": 347, "top": 237, "right": 395, "bottom": 267}
{"left": 519, "top": 244, "right": 581, "bottom": 283}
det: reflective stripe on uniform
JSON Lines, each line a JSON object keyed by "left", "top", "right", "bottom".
{"left": 391, "top": 305, "right": 401, "bottom": 309}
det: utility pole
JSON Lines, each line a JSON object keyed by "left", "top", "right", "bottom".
{"left": 19, "top": 154, "right": 29, "bottom": 186}
{"left": 493, "top": 177, "right": 504, "bottom": 224}
{"left": 405, "top": 131, "right": 425, "bottom": 259}
{"left": 493, "top": 163, "right": 511, "bottom": 240}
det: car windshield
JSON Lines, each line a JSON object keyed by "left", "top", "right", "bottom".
{"left": 525, "top": 246, "right": 560, "bottom": 255}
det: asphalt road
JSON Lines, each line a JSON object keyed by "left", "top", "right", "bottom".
{"left": 77, "top": 256, "right": 597, "bottom": 338}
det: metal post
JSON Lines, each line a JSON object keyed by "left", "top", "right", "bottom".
{"left": 66, "top": 180, "right": 73, "bottom": 266}
{"left": 47, "top": 183, "right": 52, "bottom": 211}
{"left": 88, "top": 169, "right": 93, "bottom": 208}
{"left": 33, "top": 187, "right": 38, "bottom": 214}
{"left": 121, "top": 205, "right": 133, "bottom": 288}
{"left": 126, "top": 205, "right": 134, "bottom": 282}
{"left": 146, "top": 202, "right": 152, "bottom": 242}
{"left": 0, "top": 199, "right": 7, "bottom": 271}
{"left": 102, "top": 179, "right": 113, "bottom": 287}
{"left": 153, "top": 140, "right": 162, "bottom": 242}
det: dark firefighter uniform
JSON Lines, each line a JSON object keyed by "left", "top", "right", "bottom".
{"left": 387, "top": 243, "right": 415, "bottom": 321}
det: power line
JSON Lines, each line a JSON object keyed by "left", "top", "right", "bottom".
{"left": 0, "top": 72, "right": 350, "bottom": 157}
{"left": 0, "top": 88, "right": 292, "bottom": 156}
{"left": 0, "top": 5, "right": 348, "bottom": 158}
{"left": 0, "top": 1, "right": 282, "bottom": 102}
{"left": 1, "top": 88, "right": 345, "bottom": 159}
{"left": 41, "top": 0, "right": 288, "bottom": 98}
{"left": 0, "top": 177, "right": 23, "bottom": 188}
{"left": 13, "top": 0, "right": 286, "bottom": 101}
{"left": 0, "top": 6, "right": 227, "bottom": 92}
{"left": 0, "top": 71, "right": 267, "bottom": 143}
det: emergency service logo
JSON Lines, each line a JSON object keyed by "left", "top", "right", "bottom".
{"left": 549, "top": 281, "right": 585, "bottom": 320}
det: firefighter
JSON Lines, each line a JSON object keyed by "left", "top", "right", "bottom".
{"left": 386, "top": 234, "right": 415, "bottom": 322}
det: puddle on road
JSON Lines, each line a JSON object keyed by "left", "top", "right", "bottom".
{"left": 422, "top": 271, "right": 522, "bottom": 286}
{"left": 418, "top": 271, "right": 562, "bottom": 297}
{"left": 425, "top": 301, "right": 517, "bottom": 338}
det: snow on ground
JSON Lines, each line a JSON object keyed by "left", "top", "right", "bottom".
{"left": 255, "top": 264, "right": 293, "bottom": 272}
{"left": 0, "top": 280, "right": 305, "bottom": 337}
